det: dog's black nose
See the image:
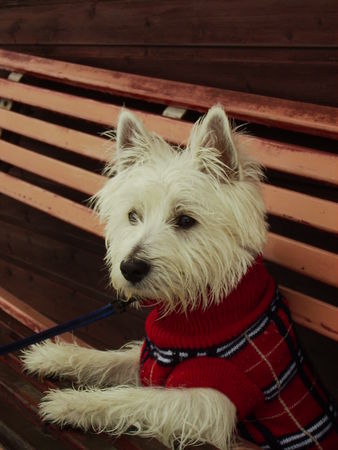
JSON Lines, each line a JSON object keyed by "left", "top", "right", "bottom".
{"left": 120, "top": 259, "right": 150, "bottom": 284}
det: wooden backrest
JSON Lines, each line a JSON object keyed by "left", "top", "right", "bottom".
{"left": 0, "top": 50, "right": 337, "bottom": 341}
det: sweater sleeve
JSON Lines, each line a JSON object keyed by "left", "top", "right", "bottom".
{"left": 165, "top": 357, "right": 264, "bottom": 420}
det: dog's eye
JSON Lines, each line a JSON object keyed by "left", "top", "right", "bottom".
{"left": 128, "top": 210, "right": 138, "bottom": 224}
{"left": 176, "top": 215, "right": 196, "bottom": 229}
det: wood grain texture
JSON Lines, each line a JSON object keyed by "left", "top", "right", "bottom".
{"left": 0, "top": 108, "right": 107, "bottom": 162}
{"left": 0, "top": 257, "right": 145, "bottom": 350}
{"left": 0, "top": 141, "right": 106, "bottom": 195}
{"left": 0, "top": 218, "right": 108, "bottom": 297}
{"left": 0, "top": 0, "right": 337, "bottom": 105}
{"left": 1, "top": 78, "right": 337, "bottom": 184}
{"left": 265, "top": 234, "right": 338, "bottom": 288}
{"left": 262, "top": 185, "right": 338, "bottom": 234}
{"left": 3, "top": 45, "right": 337, "bottom": 106}
{"left": 0, "top": 286, "right": 88, "bottom": 346}
{"left": 282, "top": 287, "right": 338, "bottom": 341}
{"left": 0, "top": 172, "right": 104, "bottom": 237}
{"left": 1, "top": 50, "right": 337, "bottom": 138}
{"left": 2, "top": 137, "right": 337, "bottom": 233}
{"left": 0, "top": 0, "right": 336, "bottom": 46}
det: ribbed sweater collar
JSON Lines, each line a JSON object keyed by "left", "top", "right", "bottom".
{"left": 145, "top": 257, "right": 276, "bottom": 349}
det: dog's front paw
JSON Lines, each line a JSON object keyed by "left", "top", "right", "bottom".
{"left": 21, "top": 341, "right": 56, "bottom": 376}
{"left": 21, "top": 340, "right": 67, "bottom": 378}
{"left": 39, "top": 389, "right": 85, "bottom": 428}
{"left": 21, "top": 340, "right": 85, "bottom": 380}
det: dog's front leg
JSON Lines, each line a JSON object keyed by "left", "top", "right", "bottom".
{"left": 40, "top": 386, "right": 236, "bottom": 449}
{"left": 21, "top": 340, "right": 141, "bottom": 386}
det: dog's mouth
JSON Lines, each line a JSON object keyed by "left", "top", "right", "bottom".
{"left": 119, "top": 277, "right": 152, "bottom": 298}
{"left": 120, "top": 276, "right": 166, "bottom": 303}
{"left": 117, "top": 291, "right": 158, "bottom": 312}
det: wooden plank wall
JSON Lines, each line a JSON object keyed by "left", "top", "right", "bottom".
{"left": 0, "top": 0, "right": 337, "bottom": 106}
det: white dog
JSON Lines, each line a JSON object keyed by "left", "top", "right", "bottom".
{"left": 22, "top": 107, "right": 336, "bottom": 450}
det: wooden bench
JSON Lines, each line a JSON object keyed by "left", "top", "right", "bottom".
{"left": 0, "top": 49, "right": 337, "bottom": 450}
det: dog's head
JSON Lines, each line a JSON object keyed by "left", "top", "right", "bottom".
{"left": 94, "top": 106, "right": 267, "bottom": 313}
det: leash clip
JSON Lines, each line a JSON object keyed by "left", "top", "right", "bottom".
{"left": 113, "top": 297, "right": 137, "bottom": 314}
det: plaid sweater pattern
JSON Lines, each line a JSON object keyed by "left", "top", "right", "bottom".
{"left": 140, "top": 259, "right": 337, "bottom": 449}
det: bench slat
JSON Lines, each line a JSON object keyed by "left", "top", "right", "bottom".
{"left": 0, "top": 172, "right": 104, "bottom": 237}
{"left": 263, "top": 185, "right": 338, "bottom": 234}
{"left": 1, "top": 173, "right": 336, "bottom": 287}
{"left": 1, "top": 115, "right": 336, "bottom": 233}
{"left": 245, "top": 136, "right": 338, "bottom": 186}
{"left": 1, "top": 78, "right": 337, "bottom": 185}
{"left": 265, "top": 234, "right": 337, "bottom": 288}
{"left": 281, "top": 287, "right": 338, "bottom": 341}
{"left": 0, "top": 50, "right": 337, "bottom": 140}
{"left": 0, "top": 141, "right": 105, "bottom": 196}
{"left": 0, "top": 108, "right": 107, "bottom": 162}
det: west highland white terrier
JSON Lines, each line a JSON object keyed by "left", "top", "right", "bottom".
{"left": 22, "top": 107, "right": 336, "bottom": 449}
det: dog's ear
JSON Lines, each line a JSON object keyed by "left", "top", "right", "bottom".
{"left": 189, "top": 105, "right": 240, "bottom": 179}
{"left": 114, "top": 110, "right": 149, "bottom": 169}
{"left": 117, "top": 110, "right": 147, "bottom": 151}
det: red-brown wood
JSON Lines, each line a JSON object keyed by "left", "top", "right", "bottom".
{"left": 3, "top": 45, "right": 336, "bottom": 106}
{"left": 0, "top": 108, "right": 107, "bottom": 162}
{"left": 0, "top": 141, "right": 106, "bottom": 195}
{"left": 0, "top": 257, "right": 146, "bottom": 352}
{"left": 0, "top": 286, "right": 88, "bottom": 347}
{"left": 2, "top": 136, "right": 338, "bottom": 250}
{"left": 244, "top": 136, "right": 338, "bottom": 186}
{"left": 0, "top": 172, "right": 104, "bottom": 238}
{"left": 1, "top": 1, "right": 336, "bottom": 47}
{"left": 281, "top": 287, "right": 338, "bottom": 341}
{"left": 1, "top": 1, "right": 337, "bottom": 106}
{"left": 262, "top": 185, "right": 338, "bottom": 234}
{"left": 0, "top": 50, "right": 337, "bottom": 139}
{"left": 0, "top": 218, "right": 108, "bottom": 302}
{"left": 1, "top": 78, "right": 337, "bottom": 184}
{"left": 265, "top": 234, "right": 338, "bottom": 288}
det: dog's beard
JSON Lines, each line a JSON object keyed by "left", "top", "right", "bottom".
{"left": 112, "top": 265, "right": 214, "bottom": 316}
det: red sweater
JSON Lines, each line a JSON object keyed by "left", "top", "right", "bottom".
{"left": 140, "top": 258, "right": 337, "bottom": 449}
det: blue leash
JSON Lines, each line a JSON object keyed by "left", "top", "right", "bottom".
{"left": 0, "top": 298, "right": 135, "bottom": 356}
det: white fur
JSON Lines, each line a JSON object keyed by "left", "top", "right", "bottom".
{"left": 21, "top": 339, "right": 141, "bottom": 386}
{"left": 94, "top": 106, "right": 266, "bottom": 313}
{"left": 39, "top": 386, "right": 236, "bottom": 450}
{"left": 22, "top": 106, "right": 268, "bottom": 449}
{"left": 23, "top": 341, "right": 236, "bottom": 448}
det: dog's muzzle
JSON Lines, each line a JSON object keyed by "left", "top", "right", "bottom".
{"left": 120, "top": 258, "right": 151, "bottom": 284}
